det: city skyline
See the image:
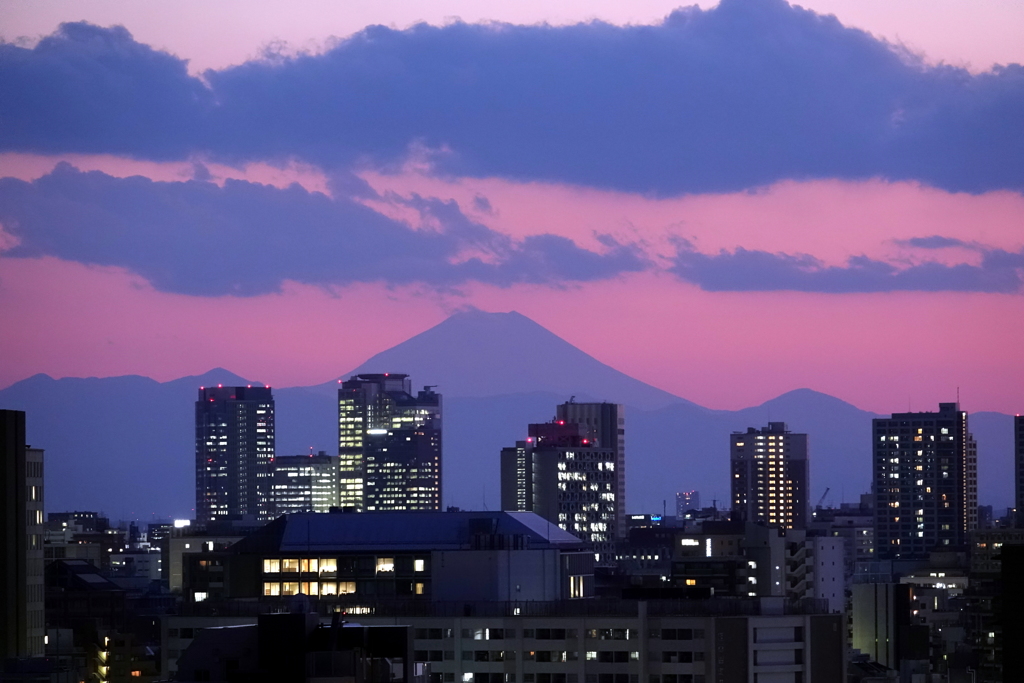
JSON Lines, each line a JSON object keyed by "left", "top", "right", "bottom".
{"left": 2, "top": 309, "right": 1018, "bottom": 519}
{"left": 3, "top": 2, "right": 1022, "bottom": 679}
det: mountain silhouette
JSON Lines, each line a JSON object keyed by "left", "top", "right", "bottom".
{"left": 0, "top": 312, "right": 1014, "bottom": 520}
{"left": 318, "top": 309, "right": 694, "bottom": 410}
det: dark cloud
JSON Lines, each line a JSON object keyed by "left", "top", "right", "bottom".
{"left": 899, "top": 235, "right": 973, "bottom": 249}
{"left": 472, "top": 195, "right": 494, "bottom": 214}
{"left": 670, "top": 245, "right": 1024, "bottom": 293}
{"left": 0, "top": 22, "right": 211, "bottom": 159}
{"left": 0, "top": 164, "right": 646, "bottom": 295}
{"left": 1, "top": 0, "right": 1021, "bottom": 194}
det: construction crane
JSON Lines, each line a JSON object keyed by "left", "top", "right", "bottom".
{"left": 816, "top": 487, "right": 831, "bottom": 510}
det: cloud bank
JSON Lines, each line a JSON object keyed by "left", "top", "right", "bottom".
{"left": 1, "top": 164, "right": 1015, "bottom": 295}
{"left": 670, "top": 244, "right": 1024, "bottom": 293}
{"left": 1, "top": 0, "right": 1022, "bottom": 195}
{"left": 0, "top": 164, "right": 646, "bottom": 296}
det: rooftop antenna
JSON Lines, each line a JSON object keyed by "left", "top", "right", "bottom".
{"left": 569, "top": 395, "right": 576, "bottom": 404}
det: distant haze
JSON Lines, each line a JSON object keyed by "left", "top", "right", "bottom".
{"left": 0, "top": 311, "right": 1013, "bottom": 520}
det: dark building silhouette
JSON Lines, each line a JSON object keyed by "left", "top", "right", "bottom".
{"left": 872, "top": 402, "right": 977, "bottom": 560}
{"left": 1002, "top": 544, "right": 1024, "bottom": 681}
{"left": 730, "top": 422, "right": 809, "bottom": 529}
{"left": 337, "top": 374, "right": 441, "bottom": 511}
{"left": 1, "top": 409, "right": 45, "bottom": 660}
{"left": 1016, "top": 415, "right": 1024, "bottom": 527}
{"left": 195, "top": 385, "right": 275, "bottom": 523}
{"left": 174, "top": 613, "right": 415, "bottom": 683}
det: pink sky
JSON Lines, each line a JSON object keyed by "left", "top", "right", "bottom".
{"left": 3, "top": 0, "right": 1022, "bottom": 73}
{"left": 1, "top": 1, "right": 1022, "bottom": 415}
{"left": 2, "top": 151, "right": 1023, "bottom": 413}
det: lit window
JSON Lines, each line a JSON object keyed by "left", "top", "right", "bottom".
{"left": 281, "top": 558, "right": 300, "bottom": 573}
{"left": 193, "top": 592, "right": 208, "bottom": 602}
{"left": 376, "top": 557, "right": 395, "bottom": 573}
{"left": 414, "top": 559, "right": 426, "bottom": 572}
{"left": 263, "top": 559, "right": 281, "bottom": 573}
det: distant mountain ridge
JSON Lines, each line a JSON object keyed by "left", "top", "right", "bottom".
{"left": 0, "top": 311, "right": 1014, "bottom": 519}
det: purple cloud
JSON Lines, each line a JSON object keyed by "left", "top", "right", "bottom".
{"left": 1, "top": 0, "right": 1022, "bottom": 195}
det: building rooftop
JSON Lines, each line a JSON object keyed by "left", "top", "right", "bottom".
{"left": 232, "top": 511, "right": 585, "bottom": 554}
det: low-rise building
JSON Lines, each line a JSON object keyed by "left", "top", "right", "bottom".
{"left": 183, "top": 511, "right": 594, "bottom": 604}
{"left": 165, "top": 599, "right": 844, "bottom": 683}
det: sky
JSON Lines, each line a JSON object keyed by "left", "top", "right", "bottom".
{"left": 0, "top": 0, "right": 1022, "bottom": 413}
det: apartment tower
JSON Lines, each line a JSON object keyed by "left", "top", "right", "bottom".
{"left": 195, "top": 385, "right": 275, "bottom": 523}
{"left": 1016, "top": 415, "right": 1024, "bottom": 527}
{"left": 872, "top": 402, "right": 977, "bottom": 560}
{"left": 731, "top": 422, "right": 809, "bottom": 530}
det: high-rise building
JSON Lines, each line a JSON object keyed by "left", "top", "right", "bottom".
{"left": 195, "top": 385, "right": 275, "bottom": 523}
{"left": 500, "top": 418, "right": 621, "bottom": 563}
{"left": 873, "top": 402, "right": 978, "bottom": 560}
{"left": 270, "top": 452, "right": 339, "bottom": 516}
{"left": 731, "top": 422, "right": 809, "bottom": 530}
{"left": 555, "top": 401, "right": 626, "bottom": 539}
{"left": 676, "top": 490, "right": 700, "bottom": 517}
{"left": 337, "top": 374, "right": 441, "bottom": 511}
{"left": 1016, "top": 415, "right": 1024, "bottom": 528}
{"left": 1, "top": 409, "right": 45, "bottom": 658}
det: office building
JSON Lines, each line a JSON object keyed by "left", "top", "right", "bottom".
{"left": 730, "top": 422, "right": 809, "bottom": 530}
{"left": 271, "top": 452, "right": 340, "bottom": 516}
{"left": 555, "top": 401, "right": 626, "bottom": 539}
{"left": 1016, "top": 415, "right": 1024, "bottom": 527}
{"left": 1, "top": 409, "right": 45, "bottom": 659}
{"left": 337, "top": 374, "right": 441, "bottom": 511}
{"left": 195, "top": 385, "right": 275, "bottom": 523}
{"left": 166, "top": 602, "right": 845, "bottom": 683}
{"left": 500, "top": 418, "right": 620, "bottom": 563}
{"left": 675, "top": 490, "right": 700, "bottom": 517}
{"left": 872, "top": 402, "right": 977, "bottom": 560}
